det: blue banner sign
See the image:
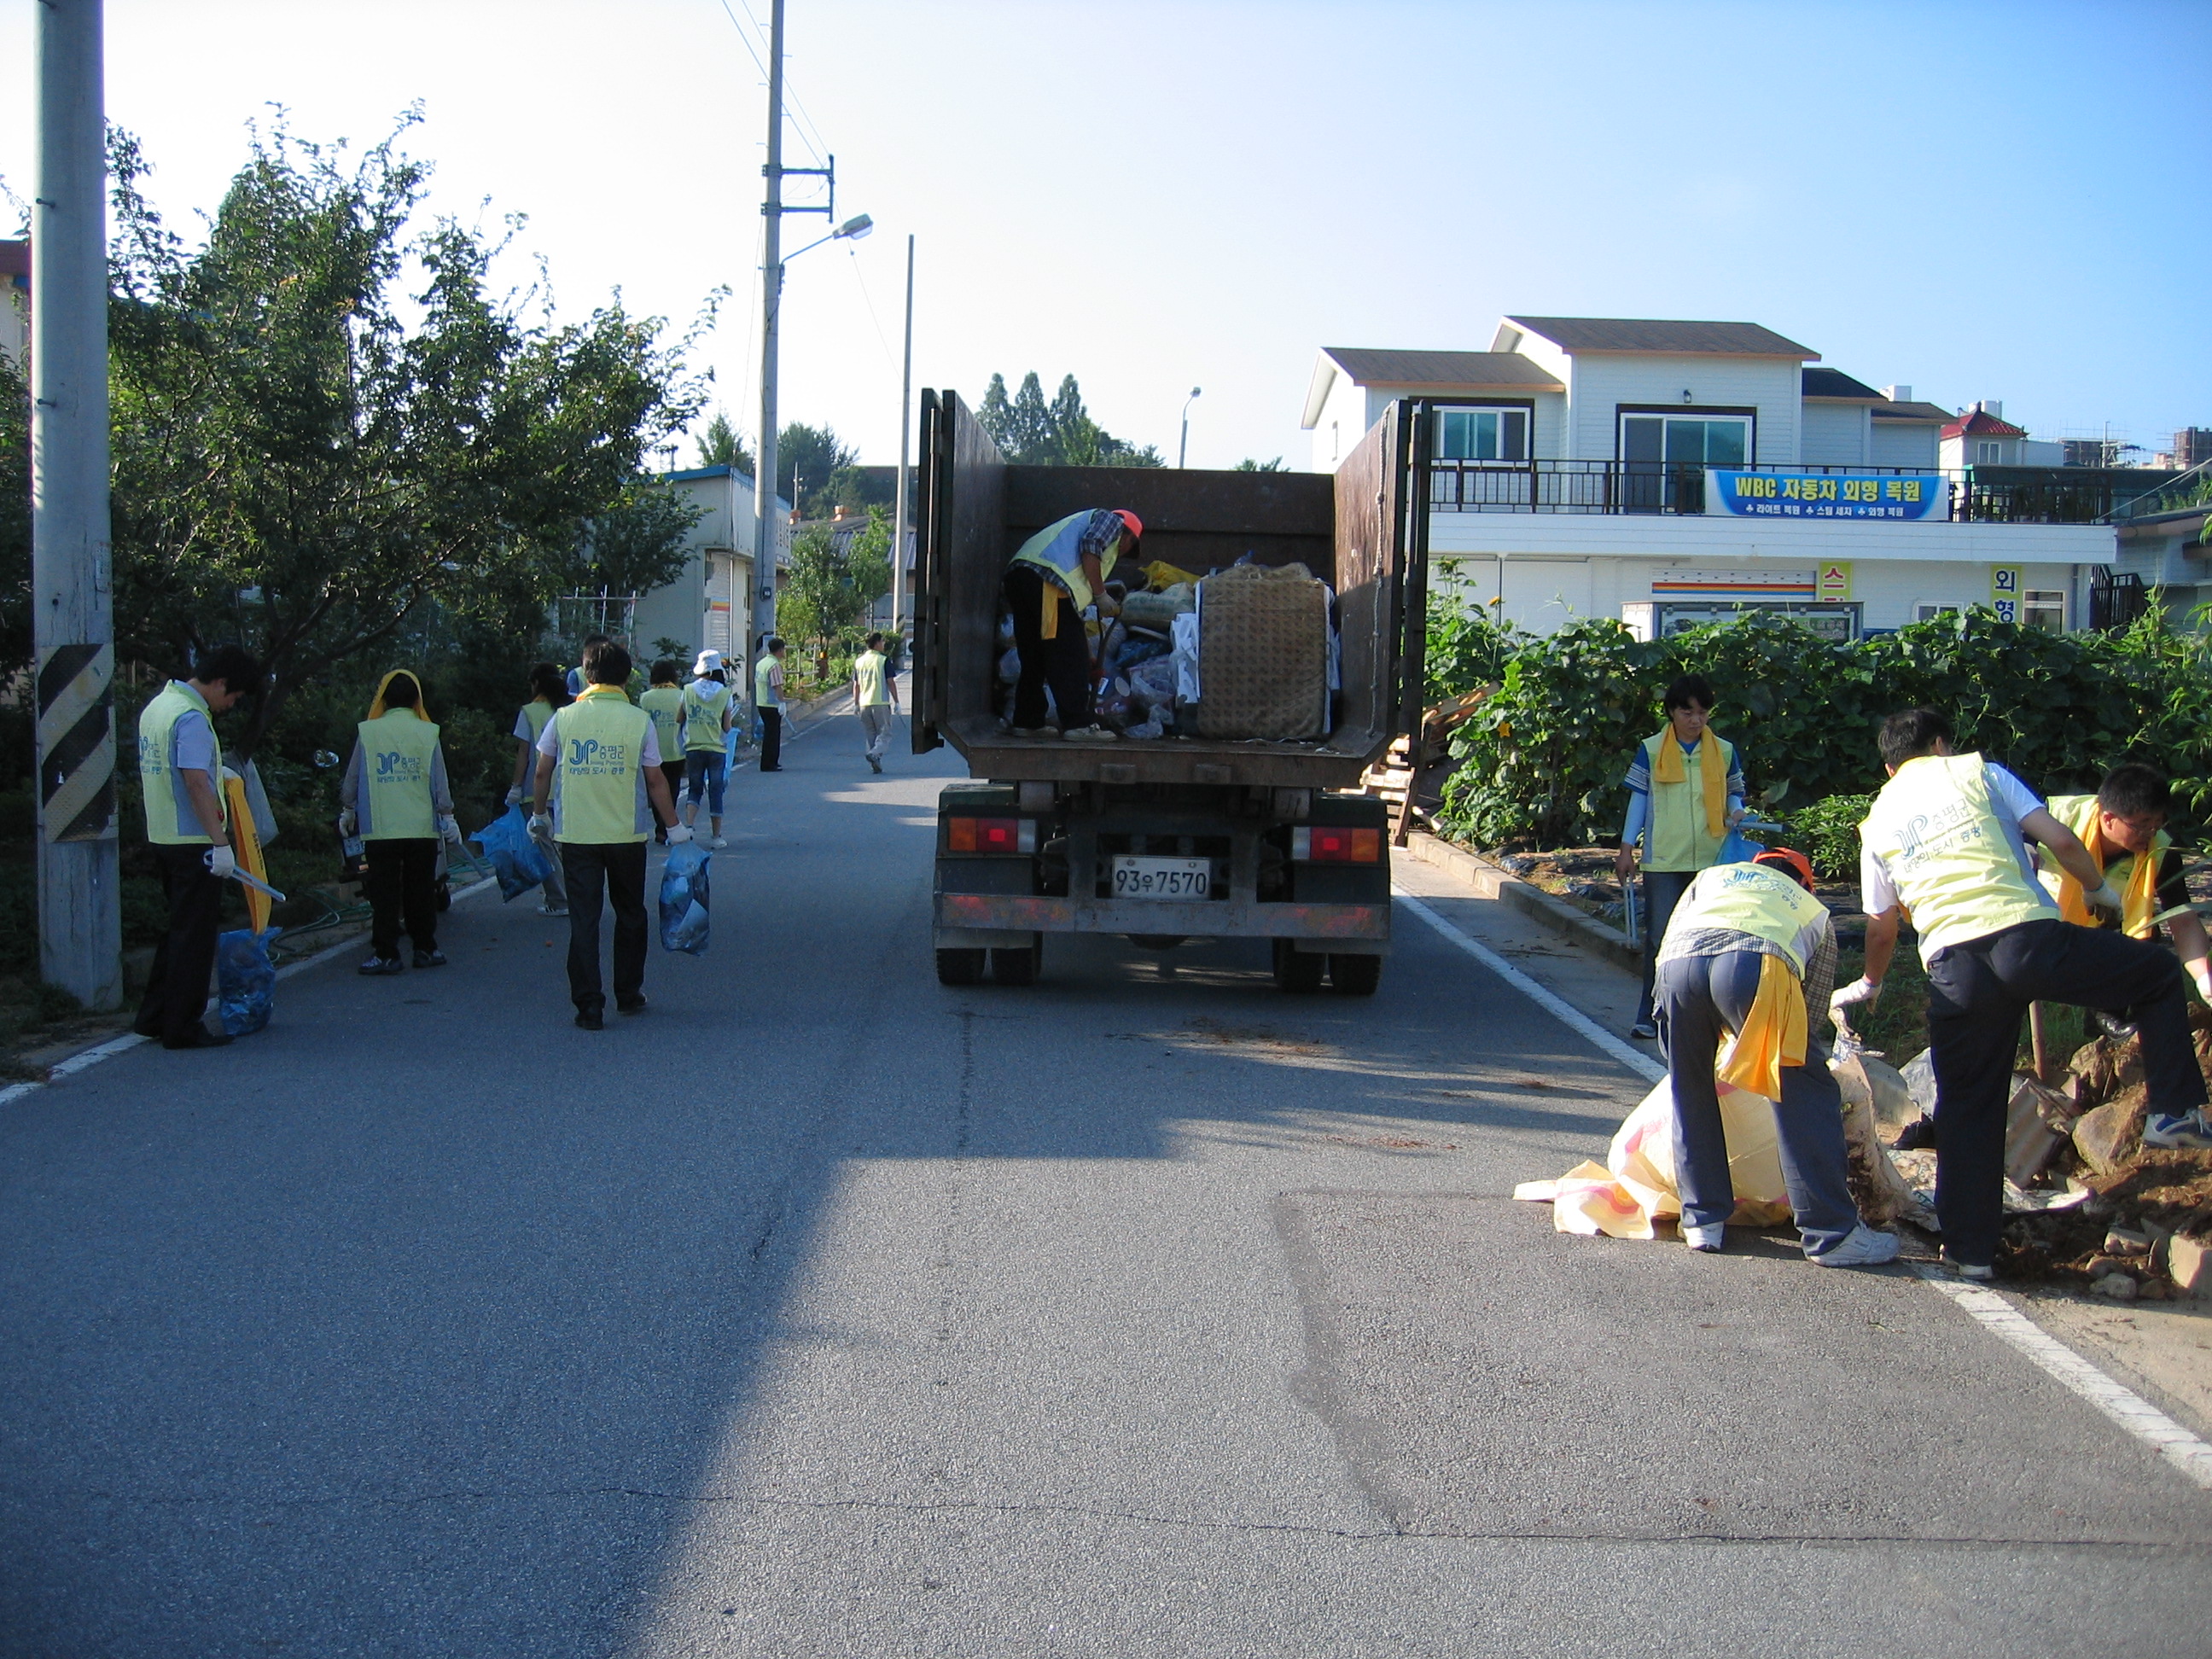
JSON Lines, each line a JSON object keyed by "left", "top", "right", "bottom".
{"left": 1708, "top": 470, "right": 1946, "bottom": 521}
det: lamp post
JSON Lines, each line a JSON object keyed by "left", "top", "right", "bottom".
{"left": 1179, "top": 386, "right": 1202, "bottom": 469}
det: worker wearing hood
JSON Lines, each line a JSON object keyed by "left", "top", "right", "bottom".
{"left": 341, "top": 669, "right": 461, "bottom": 976}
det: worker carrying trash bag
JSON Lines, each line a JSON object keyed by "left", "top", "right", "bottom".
{"left": 1834, "top": 709, "right": 2211, "bottom": 1281}
{"left": 341, "top": 669, "right": 463, "bottom": 976}
{"left": 1656, "top": 846, "right": 1900, "bottom": 1266}
{"left": 1003, "top": 507, "right": 1140, "bottom": 742}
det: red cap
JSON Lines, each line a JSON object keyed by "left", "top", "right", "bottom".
{"left": 1752, "top": 847, "right": 1817, "bottom": 890}
{"left": 1114, "top": 509, "right": 1144, "bottom": 540}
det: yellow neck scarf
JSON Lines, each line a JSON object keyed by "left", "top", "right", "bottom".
{"left": 1716, "top": 954, "right": 1809, "bottom": 1101}
{"left": 1651, "top": 725, "right": 1727, "bottom": 839}
{"left": 2057, "top": 805, "right": 2164, "bottom": 939}
{"left": 366, "top": 670, "right": 430, "bottom": 722}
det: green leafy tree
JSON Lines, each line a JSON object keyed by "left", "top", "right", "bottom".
{"left": 777, "top": 421, "right": 857, "bottom": 518}
{"left": 1235, "top": 457, "right": 1287, "bottom": 472}
{"left": 579, "top": 478, "right": 702, "bottom": 599}
{"left": 975, "top": 370, "right": 1162, "bottom": 467}
{"left": 0, "top": 345, "right": 28, "bottom": 681}
{"left": 695, "top": 408, "right": 755, "bottom": 474}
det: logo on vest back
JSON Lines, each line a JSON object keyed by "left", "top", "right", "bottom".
{"left": 375, "top": 749, "right": 427, "bottom": 783}
{"left": 567, "top": 736, "right": 629, "bottom": 774}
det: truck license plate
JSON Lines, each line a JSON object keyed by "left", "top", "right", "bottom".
{"left": 1112, "top": 856, "right": 1211, "bottom": 899}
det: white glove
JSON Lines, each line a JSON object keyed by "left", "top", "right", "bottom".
{"left": 438, "top": 814, "right": 463, "bottom": 844}
{"left": 665, "top": 823, "right": 695, "bottom": 845}
{"left": 338, "top": 809, "right": 357, "bottom": 836}
{"left": 1830, "top": 976, "right": 1881, "bottom": 1019}
{"left": 205, "top": 845, "right": 237, "bottom": 880}
{"left": 2087, "top": 881, "right": 2125, "bottom": 915}
{"left": 527, "top": 812, "right": 552, "bottom": 838}
{"left": 504, "top": 784, "right": 524, "bottom": 806}
{"left": 2191, "top": 963, "right": 2211, "bottom": 1004}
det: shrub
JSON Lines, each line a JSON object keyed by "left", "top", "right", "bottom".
{"left": 1784, "top": 792, "right": 1873, "bottom": 880}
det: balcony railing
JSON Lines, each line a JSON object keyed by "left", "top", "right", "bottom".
{"left": 1425, "top": 459, "right": 2133, "bottom": 526}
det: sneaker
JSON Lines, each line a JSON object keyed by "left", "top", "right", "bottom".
{"left": 1890, "top": 1113, "right": 1937, "bottom": 1151}
{"left": 1942, "top": 1251, "right": 1994, "bottom": 1283}
{"left": 538, "top": 903, "right": 568, "bottom": 917}
{"left": 358, "top": 956, "right": 405, "bottom": 976}
{"left": 1812, "top": 1223, "right": 1902, "bottom": 1268}
{"left": 162, "top": 1026, "right": 234, "bottom": 1051}
{"left": 1009, "top": 726, "right": 1056, "bottom": 739}
{"left": 2144, "top": 1109, "right": 2212, "bottom": 1150}
{"left": 868, "top": 754, "right": 883, "bottom": 772}
{"left": 1061, "top": 725, "right": 1121, "bottom": 742}
{"left": 709, "top": 835, "right": 727, "bottom": 850}
{"left": 412, "top": 948, "right": 447, "bottom": 969}
{"left": 1684, "top": 1223, "right": 1725, "bottom": 1253}
{"left": 616, "top": 995, "right": 648, "bottom": 1016}
{"left": 574, "top": 1008, "right": 604, "bottom": 1032}
{"left": 1629, "top": 1020, "right": 1658, "bottom": 1041}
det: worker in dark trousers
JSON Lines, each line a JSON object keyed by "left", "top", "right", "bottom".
{"left": 754, "top": 637, "right": 787, "bottom": 772}
{"left": 1003, "top": 507, "right": 1139, "bottom": 742}
{"left": 133, "top": 644, "right": 261, "bottom": 1050}
{"left": 341, "top": 670, "right": 461, "bottom": 975}
{"left": 1834, "top": 708, "right": 2208, "bottom": 1281}
{"left": 529, "top": 641, "right": 685, "bottom": 1028}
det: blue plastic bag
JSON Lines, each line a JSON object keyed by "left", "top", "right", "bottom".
{"left": 472, "top": 805, "right": 554, "bottom": 902}
{"left": 216, "top": 927, "right": 277, "bottom": 1037}
{"left": 659, "top": 842, "right": 711, "bottom": 954}
{"left": 1715, "top": 827, "right": 1762, "bottom": 865}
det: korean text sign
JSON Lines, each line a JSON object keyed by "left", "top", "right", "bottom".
{"left": 1708, "top": 471, "right": 1946, "bottom": 521}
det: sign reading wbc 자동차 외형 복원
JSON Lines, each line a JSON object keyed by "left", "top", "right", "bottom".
{"left": 1704, "top": 470, "right": 1946, "bottom": 521}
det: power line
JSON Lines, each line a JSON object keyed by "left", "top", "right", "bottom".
{"left": 712, "top": 0, "right": 830, "bottom": 170}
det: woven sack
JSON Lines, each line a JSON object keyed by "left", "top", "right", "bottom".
{"left": 1193, "top": 567, "right": 1328, "bottom": 740}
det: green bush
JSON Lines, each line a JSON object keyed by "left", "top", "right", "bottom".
{"left": 1784, "top": 792, "right": 1873, "bottom": 880}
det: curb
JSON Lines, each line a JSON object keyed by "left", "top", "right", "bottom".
{"left": 1401, "top": 831, "right": 1643, "bottom": 975}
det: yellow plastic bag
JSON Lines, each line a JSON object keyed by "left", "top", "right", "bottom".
{"left": 1515, "top": 1077, "right": 1794, "bottom": 1237}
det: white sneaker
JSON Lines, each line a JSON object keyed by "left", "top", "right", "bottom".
{"left": 1061, "top": 725, "right": 1121, "bottom": 742}
{"left": 2143, "top": 1109, "right": 2212, "bottom": 1150}
{"left": 538, "top": 903, "right": 568, "bottom": 917}
{"left": 1812, "top": 1223, "right": 1901, "bottom": 1268}
{"left": 1684, "top": 1223, "right": 1725, "bottom": 1253}
{"left": 709, "top": 835, "right": 727, "bottom": 850}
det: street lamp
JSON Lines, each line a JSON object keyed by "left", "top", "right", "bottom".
{"left": 1179, "top": 386, "right": 1202, "bottom": 469}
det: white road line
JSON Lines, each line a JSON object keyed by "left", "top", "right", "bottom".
{"left": 1394, "top": 889, "right": 1665, "bottom": 1083}
{"left": 1398, "top": 886, "right": 2212, "bottom": 1497}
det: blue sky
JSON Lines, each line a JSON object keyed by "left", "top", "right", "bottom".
{"left": 4, "top": 0, "right": 2207, "bottom": 469}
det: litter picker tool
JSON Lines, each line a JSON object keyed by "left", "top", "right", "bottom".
{"left": 204, "top": 849, "right": 286, "bottom": 906}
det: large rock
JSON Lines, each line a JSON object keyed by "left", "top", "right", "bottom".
{"left": 2071, "top": 1085, "right": 2147, "bottom": 1176}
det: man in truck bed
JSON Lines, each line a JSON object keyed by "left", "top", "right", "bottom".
{"left": 1003, "top": 507, "right": 1141, "bottom": 742}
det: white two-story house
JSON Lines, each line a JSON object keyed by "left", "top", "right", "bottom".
{"left": 1301, "top": 317, "right": 2110, "bottom": 638}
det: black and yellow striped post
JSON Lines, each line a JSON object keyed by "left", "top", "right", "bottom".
{"left": 32, "top": 0, "right": 122, "bottom": 1011}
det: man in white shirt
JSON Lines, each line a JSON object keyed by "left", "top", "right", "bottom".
{"left": 852, "top": 632, "right": 899, "bottom": 773}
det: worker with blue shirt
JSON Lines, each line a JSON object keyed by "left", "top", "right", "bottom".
{"left": 340, "top": 669, "right": 462, "bottom": 976}
{"left": 530, "top": 641, "right": 687, "bottom": 1029}
{"left": 1834, "top": 707, "right": 2208, "bottom": 1282}
{"left": 133, "top": 644, "right": 261, "bottom": 1050}
{"left": 1004, "top": 507, "right": 1140, "bottom": 742}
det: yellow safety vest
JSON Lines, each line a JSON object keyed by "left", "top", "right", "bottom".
{"left": 137, "top": 681, "right": 224, "bottom": 846}
{"left": 355, "top": 709, "right": 440, "bottom": 841}
{"left": 680, "top": 680, "right": 732, "bottom": 751}
{"left": 854, "top": 650, "right": 889, "bottom": 707}
{"left": 2038, "top": 794, "right": 2170, "bottom": 940}
{"left": 1667, "top": 861, "right": 1830, "bottom": 975}
{"left": 1860, "top": 752, "right": 2057, "bottom": 958}
{"left": 755, "top": 655, "right": 781, "bottom": 709}
{"left": 521, "top": 699, "right": 556, "bottom": 748}
{"left": 1011, "top": 510, "right": 1121, "bottom": 614}
{"left": 639, "top": 685, "right": 684, "bottom": 756}
{"left": 549, "top": 689, "right": 654, "bottom": 845}
{"left": 1643, "top": 731, "right": 1735, "bottom": 872}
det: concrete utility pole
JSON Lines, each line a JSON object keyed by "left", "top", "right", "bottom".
{"left": 749, "top": 0, "right": 787, "bottom": 658}
{"left": 32, "top": 0, "right": 122, "bottom": 1011}
{"left": 891, "top": 233, "right": 913, "bottom": 638}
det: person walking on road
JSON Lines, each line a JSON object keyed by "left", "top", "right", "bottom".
{"left": 564, "top": 635, "right": 609, "bottom": 700}
{"left": 680, "top": 650, "right": 734, "bottom": 847}
{"left": 755, "top": 637, "right": 787, "bottom": 772}
{"left": 1833, "top": 708, "right": 2211, "bottom": 1278}
{"left": 1003, "top": 507, "right": 1140, "bottom": 742}
{"left": 1615, "top": 673, "right": 1746, "bottom": 1040}
{"left": 1656, "top": 847, "right": 1899, "bottom": 1266}
{"left": 529, "top": 642, "right": 686, "bottom": 1030}
{"left": 853, "top": 631, "right": 899, "bottom": 772}
{"left": 341, "top": 670, "right": 462, "bottom": 976}
{"left": 132, "top": 644, "right": 261, "bottom": 1050}
{"left": 639, "top": 661, "right": 687, "bottom": 846}
{"left": 507, "top": 663, "right": 572, "bottom": 917}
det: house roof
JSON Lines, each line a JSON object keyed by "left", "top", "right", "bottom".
{"left": 1941, "top": 408, "right": 2028, "bottom": 439}
{"left": 1500, "top": 316, "right": 1818, "bottom": 359}
{"left": 1802, "top": 367, "right": 1884, "bottom": 400}
{"left": 1871, "top": 399, "right": 1953, "bottom": 423}
{"left": 1302, "top": 347, "right": 1562, "bottom": 428}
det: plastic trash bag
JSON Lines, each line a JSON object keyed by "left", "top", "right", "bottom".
{"left": 471, "top": 805, "right": 553, "bottom": 902}
{"left": 216, "top": 927, "right": 277, "bottom": 1037}
{"left": 660, "top": 841, "right": 711, "bottom": 954}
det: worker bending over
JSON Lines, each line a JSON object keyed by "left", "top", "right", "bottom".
{"left": 1834, "top": 710, "right": 2209, "bottom": 1278}
{"left": 1003, "top": 507, "right": 1140, "bottom": 742}
{"left": 341, "top": 670, "right": 462, "bottom": 975}
{"left": 1656, "top": 847, "right": 1899, "bottom": 1265}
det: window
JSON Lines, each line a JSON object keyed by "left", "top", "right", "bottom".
{"left": 2024, "top": 589, "right": 2066, "bottom": 632}
{"left": 1436, "top": 406, "right": 1529, "bottom": 462}
{"left": 1621, "top": 415, "right": 1750, "bottom": 468}
{"left": 1915, "top": 603, "right": 1960, "bottom": 622}
{"left": 1975, "top": 440, "right": 2003, "bottom": 465}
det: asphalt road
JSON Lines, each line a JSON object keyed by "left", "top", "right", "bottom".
{"left": 3, "top": 703, "right": 2208, "bottom": 1657}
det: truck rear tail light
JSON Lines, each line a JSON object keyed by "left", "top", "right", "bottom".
{"left": 1292, "top": 825, "right": 1380, "bottom": 864}
{"left": 947, "top": 816, "right": 1035, "bottom": 854}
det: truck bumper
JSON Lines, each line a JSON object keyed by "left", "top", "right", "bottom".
{"left": 934, "top": 892, "right": 1389, "bottom": 951}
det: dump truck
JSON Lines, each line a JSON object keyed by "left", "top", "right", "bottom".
{"left": 910, "top": 391, "right": 1435, "bottom": 994}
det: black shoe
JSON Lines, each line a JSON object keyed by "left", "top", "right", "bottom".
{"left": 760, "top": 766, "right": 783, "bottom": 772}
{"left": 1891, "top": 1113, "right": 1937, "bottom": 1150}
{"left": 2093, "top": 1010, "right": 2137, "bottom": 1042}
{"left": 132, "top": 1021, "right": 161, "bottom": 1039}
{"left": 574, "top": 1008, "right": 604, "bottom": 1031}
{"left": 1629, "top": 1019, "right": 1658, "bottom": 1040}
{"left": 616, "top": 995, "right": 648, "bottom": 1016}
{"left": 412, "top": 948, "right": 447, "bottom": 969}
{"left": 163, "top": 1026, "right": 233, "bottom": 1050}
{"left": 358, "top": 956, "right": 405, "bottom": 976}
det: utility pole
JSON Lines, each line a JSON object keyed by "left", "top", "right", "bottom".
{"left": 749, "top": 0, "right": 787, "bottom": 661}
{"left": 891, "top": 233, "right": 913, "bottom": 640}
{"left": 32, "top": 0, "right": 121, "bottom": 1011}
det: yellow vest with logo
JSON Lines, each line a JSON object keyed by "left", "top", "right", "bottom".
{"left": 1668, "top": 861, "right": 1830, "bottom": 976}
{"left": 2038, "top": 793, "right": 2171, "bottom": 939}
{"left": 680, "top": 680, "right": 731, "bottom": 751}
{"left": 137, "top": 682, "right": 225, "bottom": 846}
{"left": 549, "top": 690, "right": 653, "bottom": 844}
{"left": 356, "top": 710, "right": 440, "bottom": 841}
{"left": 1860, "top": 753, "right": 2057, "bottom": 958}
{"left": 1011, "top": 510, "right": 1121, "bottom": 613}
{"left": 755, "top": 655, "right": 781, "bottom": 709}
{"left": 639, "top": 685, "right": 684, "bottom": 756}
{"left": 1643, "top": 732, "right": 1735, "bottom": 872}
{"left": 521, "top": 698, "right": 556, "bottom": 748}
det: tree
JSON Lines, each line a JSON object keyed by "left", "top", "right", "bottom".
{"left": 695, "top": 408, "right": 755, "bottom": 474}
{"left": 1236, "top": 457, "right": 1287, "bottom": 472}
{"left": 0, "top": 345, "right": 29, "bottom": 682}
{"left": 102, "top": 115, "right": 709, "bottom": 758}
{"left": 975, "top": 370, "right": 1162, "bottom": 467}
{"left": 581, "top": 479, "right": 703, "bottom": 598}
{"left": 777, "top": 421, "right": 857, "bottom": 518}
{"left": 781, "top": 507, "right": 891, "bottom": 660}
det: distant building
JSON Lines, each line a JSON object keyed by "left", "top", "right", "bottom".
{"left": 0, "top": 240, "right": 28, "bottom": 370}
{"left": 1940, "top": 403, "right": 2063, "bottom": 470}
{"left": 625, "top": 464, "right": 789, "bottom": 678}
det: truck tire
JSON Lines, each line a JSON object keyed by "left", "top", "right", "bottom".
{"left": 1272, "top": 939, "right": 1324, "bottom": 993}
{"left": 936, "top": 947, "right": 987, "bottom": 986}
{"left": 1328, "top": 954, "right": 1382, "bottom": 996}
{"left": 991, "top": 943, "right": 1040, "bottom": 987}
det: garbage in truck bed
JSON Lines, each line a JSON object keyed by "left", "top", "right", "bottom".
{"left": 997, "top": 553, "right": 1340, "bottom": 742}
